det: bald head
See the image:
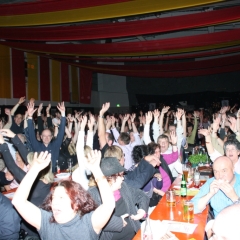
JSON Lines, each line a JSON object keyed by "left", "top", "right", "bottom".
{"left": 212, "top": 204, "right": 240, "bottom": 239}
{"left": 213, "top": 156, "right": 234, "bottom": 182}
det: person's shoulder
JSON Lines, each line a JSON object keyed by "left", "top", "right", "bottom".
{"left": 235, "top": 173, "right": 240, "bottom": 182}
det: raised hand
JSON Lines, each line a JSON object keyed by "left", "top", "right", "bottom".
{"left": 193, "top": 111, "right": 200, "bottom": 118}
{"left": 4, "top": 108, "right": 11, "bottom": 116}
{"left": 100, "top": 102, "right": 110, "bottom": 116}
{"left": 198, "top": 128, "right": 210, "bottom": 137}
{"left": 130, "top": 113, "right": 136, "bottom": 123}
{"left": 18, "top": 96, "right": 26, "bottom": 105}
{"left": 153, "top": 109, "right": 160, "bottom": 120}
{"left": 145, "top": 111, "right": 153, "bottom": 125}
{"left": 85, "top": 150, "right": 102, "bottom": 173}
{"left": 161, "top": 106, "right": 170, "bottom": 115}
{"left": 228, "top": 116, "right": 237, "bottom": 133}
{"left": 212, "top": 115, "right": 221, "bottom": 132}
{"left": 123, "top": 114, "right": 130, "bottom": 122}
{"left": 46, "top": 103, "right": 51, "bottom": 115}
{"left": 38, "top": 103, "right": 43, "bottom": 115}
{"left": 27, "top": 102, "right": 37, "bottom": 117}
{"left": 88, "top": 115, "right": 96, "bottom": 131}
{"left": 169, "top": 130, "right": 177, "bottom": 145}
{"left": 31, "top": 151, "right": 51, "bottom": 171}
{"left": 80, "top": 115, "right": 87, "bottom": 131}
{"left": 57, "top": 102, "right": 65, "bottom": 116}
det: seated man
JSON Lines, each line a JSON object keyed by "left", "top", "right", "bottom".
{"left": 191, "top": 156, "right": 240, "bottom": 217}
{"left": 0, "top": 193, "right": 21, "bottom": 240}
{"left": 211, "top": 203, "right": 240, "bottom": 240}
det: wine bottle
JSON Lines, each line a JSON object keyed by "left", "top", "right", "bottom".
{"left": 181, "top": 174, "right": 187, "bottom": 197}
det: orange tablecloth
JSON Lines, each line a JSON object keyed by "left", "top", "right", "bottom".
{"left": 133, "top": 175, "right": 209, "bottom": 240}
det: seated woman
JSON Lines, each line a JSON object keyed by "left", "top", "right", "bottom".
{"left": 147, "top": 142, "right": 174, "bottom": 207}
{"left": 12, "top": 150, "right": 115, "bottom": 240}
{"left": 88, "top": 156, "right": 149, "bottom": 240}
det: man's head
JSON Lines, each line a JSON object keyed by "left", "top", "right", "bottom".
{"left": 223, "top": 140, "right": 240, "bottom": 163}
{"left": 41, "top": 129, "right": 53, "bottom": 146}
{"left": 104, "top": 145, "right": 125, "bottom": 166}
{"left": 132, "top": 145, "right": 149, "bottom": 164}
{"left": 212, "top": 204, "right": 240, "bottom": 240}
{"left": 213, "top": 156, "right": 234, "bottom": 182}
{"left": 168, "top": 123, "right": 176, "bottom": 133}
{"left": 118, "top": 132, "right": 130, "bottom": 146}
{"left": 157, "top": 134, "right": 169, "bottom": 153}
{"left": 105, "top": 132, "right": 114, "bottom": 147}
{"left": 14, "top": 113, "right": 23, "bottom": 126}
{"left": 55, "top": 111, "right": 61, "bottom": 119}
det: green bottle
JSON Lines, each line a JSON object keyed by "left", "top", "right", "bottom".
{"left": 180, "top": 174, "right": 187, "bottom": 197}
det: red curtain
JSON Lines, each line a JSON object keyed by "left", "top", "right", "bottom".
{"left": 46, "top": 46, "right": 240, "bottom": 62}
{"left": 0, "top": 0, "right": 129, "bottom": 16}
{"left": 11, "top": 49, "right": 25, "bottom": 98}
{"left": 61, "top": 63, "right": 69, "bottom": 102}
{"left": 3, "top": 28, "right": 240, "bottom": 56}
{"left": 79, "top": 68, "right": 92, "bottom": 104}
{"left": 1, "top": 6, "right": 240, "bottom": 41}
{"left": 39, "top": 56, "right": 50, "bottom": 101}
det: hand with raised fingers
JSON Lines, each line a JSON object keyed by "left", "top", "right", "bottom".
{"left": 4, "top": 108, "right": 11, "bottom": 116}
{"left": 170, "top": 131, "right": 177, "bottom": 145}
{"left": 100, "top": 102, "right": 110, "bottom": 116}
{"left": 80, "top": 116, "right": 87, "bottom": 131}
{"left": 38, "top": 103, "right": 43, "bottom": 115}
{"left": 161, "top": 106, "right": 170, "bottom": 115}
{"left": 228, "top": 116, "right": 237, "bottom": 133}
{"left": 145, "top": 111, "right": 153, "bottom": 125}
{"left": 57, "top": 102, "right": 65, "bottom": 116}
{"left": 85, "top": 150, "right": 102, "bottom": 172}
{"left": 88, "top": 115, "right": 96, "bottom": 131}
{"left": 198, "top": 128, "right": 210, "bottom": 137}
{"left": 46, "top": 103, "right": 51, "bottom": 115}
{"left": 31, "top": 151, "right": 51, "bottom": 172}
{"left": 123, "top": 114, "right": 130, "bottom": 122}
{"left": 27, "top": 102, "right": 37, "bottom": 117}
{"left": 153, "top": 109, "right": 160, "bottom": 120}
{"left": 130, "top": 113, "right": 136, "bottom": 123}
{"left": 18, "top": 96, "right": 26, "bottom": 105}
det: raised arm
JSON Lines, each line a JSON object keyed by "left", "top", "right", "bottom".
{"left": 87, "top": 114, "right": 95, "bottom": 149}
{"left": 143, "top": 111, "right": 153, "bottom": 145}
{"left": 3, "top": 108, "right": 12, "bottom": 129}
{"left": 159, "top": 106, "right": 170, "bottom": 134}
{"left": 37, "top": 103, "right": 44, "bottom": 135}
{"left": 11, "top": 97, "right": 25, "bottom": 116}
{"left": 98, "top": 102, "right": 110, "bottom": 149}
{"left": 86, "top": 150, "right": 115, "bottom": 234}
{"left": 12, "top": 152, "right": 51, "bottom": 230}
{"left": 0, "top": 133, "right": 26, "bottom": 183}
{"left": 121, "top": 114, "right": 130, "bottom": 133}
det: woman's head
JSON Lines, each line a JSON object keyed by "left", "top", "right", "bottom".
{"left": 41, "top": 180, "right": 97, "bottom": 223}
{"left": 104, "top": 145, "right": 124, "bottom": 166}
{"left": 27, "top": 152, "right": 54, "bottom": 183}
{"left": 148, "top": 142, "right": 161, "bottom": 158}
{"left": 157, "top": 134, "right": 169, "bottom": 153}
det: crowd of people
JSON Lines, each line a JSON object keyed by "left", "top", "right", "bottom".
{"left": 0, "top": 96, "right": 240, "bottom": 240}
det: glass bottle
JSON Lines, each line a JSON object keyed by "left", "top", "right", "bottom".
{"left": 194, "top": 167, "right": 200, "bottom": 188}
{"left": 143, "top": 217, "right": 153, "bottom": 240}
{"left": 180, "top": 174, "right": 187, "bottom": 197}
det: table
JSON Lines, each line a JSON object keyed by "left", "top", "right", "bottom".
{"left": 133, "top": 175, "right": 209, "bottom": 240}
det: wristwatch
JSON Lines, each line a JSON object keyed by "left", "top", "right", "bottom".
{"left": 233, "top": 197, "right": 240, "bottom": 204}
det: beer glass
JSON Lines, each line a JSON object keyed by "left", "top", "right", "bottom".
{"left": 183, "top": 200, "right": 194, "bottom": 221}
{"left": 166, "top": 189, "right": 176, "bottom": 207}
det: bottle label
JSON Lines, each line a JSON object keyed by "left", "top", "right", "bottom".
{"left": 181, "top": 188, "right": 187, "bottom": 196}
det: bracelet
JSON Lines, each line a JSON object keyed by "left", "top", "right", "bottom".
{"left": 99, "top": 115, "right": 104, "bottom": 118}
{"left": 95, "top": 176, "right": 106, "bottom": 183}
{"left": 172, "top": 143, "right": 177, "bottom": 146}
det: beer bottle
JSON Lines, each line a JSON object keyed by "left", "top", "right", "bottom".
{"left": 181, "top": 174, "right": 187, "bottom": 197}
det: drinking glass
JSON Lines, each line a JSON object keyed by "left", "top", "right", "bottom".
{"left": 183, "top": 200, "right": 194, "bottom": 221}
{"left": 166, "top": 189, "right": 176, "bottom": 207}
{"left": 182, "top": 164, "right": 189, "bottom": 181}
